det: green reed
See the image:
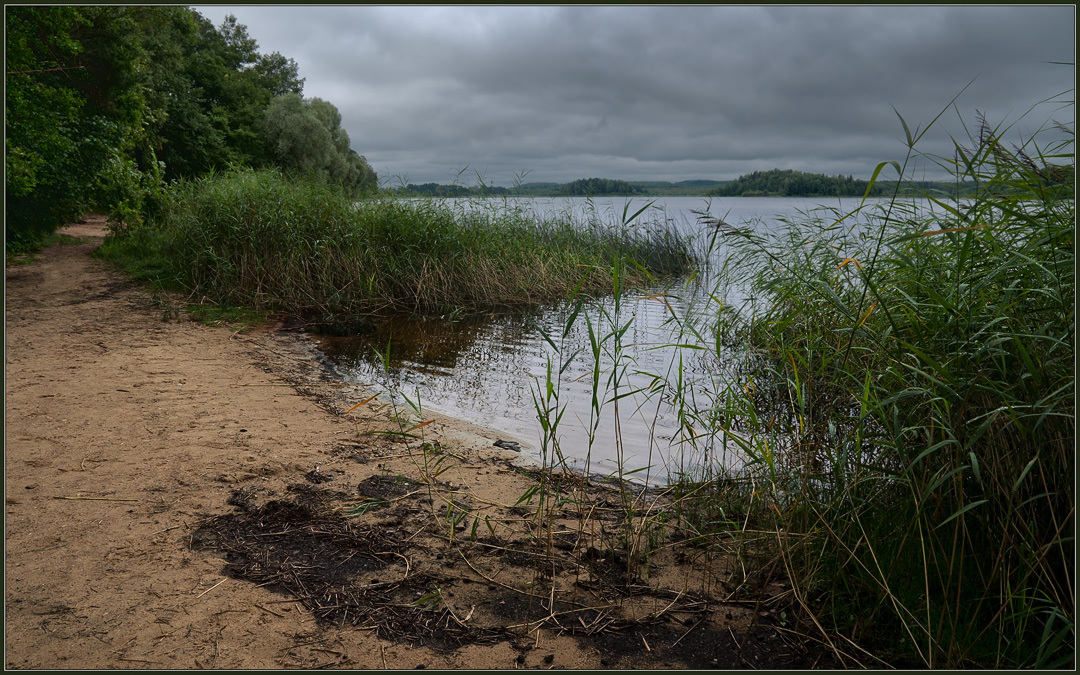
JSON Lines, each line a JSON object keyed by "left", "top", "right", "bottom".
{"left": 678, "top": 95, "right": 1074, "bottom": 667}
{"left": 97, "top": 92, "right": 1072, "bottom": 667}
{"left": 508, "top": 92, "right": 1072, "bottom": 667}
{"left": 98, "top": 167, "right": 696, "bottom": 321}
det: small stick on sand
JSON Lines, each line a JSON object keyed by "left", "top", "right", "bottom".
{"left": 196, "top": 578, "right": 228, "bottom": 598}
{"left": 54, "top": 496, "right": 139, "bottom": 502}
{"left": 255, "top": 603, "right": 284, "bottom": 617}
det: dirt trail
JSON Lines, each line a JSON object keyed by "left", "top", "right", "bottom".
{"left": 5, "top": 218, "right": 814, "bottom": 669}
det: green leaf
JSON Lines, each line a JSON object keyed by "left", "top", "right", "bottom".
{"left": 936, "top": 499, "right": 988, "bottom": 529}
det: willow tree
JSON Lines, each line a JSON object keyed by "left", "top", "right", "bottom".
{"left": 260, "top": 93, "right": 377, "bottom": 195}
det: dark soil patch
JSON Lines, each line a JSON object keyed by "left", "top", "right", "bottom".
{"left": 192, "top": 486, "right": 832, "bottom": 668}
{"left": 304, "top": 466, "right": 335, "bottom": 484}
{"left": 191, "top": 490, "right": 511, "bottom": 651}
{"left": 355, "top": 474, "right": 426, "bottom": 500}
{"left": 487, "top": 588, "right": 551, "bottom": 625}
{"left": 286, "top": 481, "right": 352, "bottom": 505}
{"left": 586, "top": 619, "right": 794, "bottom": 669}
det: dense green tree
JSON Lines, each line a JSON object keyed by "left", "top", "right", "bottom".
{"left": 252, "top": 51, "right": 304, "bottom": 99}
{"left": 6, "top": 6, "right": 148, "bottom": 250}
{"left": 174, "top": 13, "right": 304, "bottom": 175}
{"left": 6, "top": 6, "right": 373, "bottom": 252}
{"left": 121, "top": 10, "right": 304, "bottom": 182}
{"left": 260, "top": 94, "right": 377, "bottom": 194}
{"left": 121, "top": 6, "right": 222, "bottom": 182}
{"left": 400, "top": 182, "right": 479, "bottom": 197}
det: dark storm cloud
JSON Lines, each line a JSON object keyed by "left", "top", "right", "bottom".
{"left": 193, "top": 5, "right": 1074, "bottom": 186}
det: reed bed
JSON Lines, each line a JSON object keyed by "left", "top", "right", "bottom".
{"left": 99, "top": 168, "right": 696, "bottom": 321}
{"left": 666, "top": 102, "right": 1074, "bottom": 667}
{"left": 478, "top": 97, "right": 1073, "bottom": 669}
{"left": 100, "top": 94, "right": 1072, "bottom": 668}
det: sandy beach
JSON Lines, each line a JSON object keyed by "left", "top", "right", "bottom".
{"left": 4, "top": 217, "right": 810, "bottom": 669}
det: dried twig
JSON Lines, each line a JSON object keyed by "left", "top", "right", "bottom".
{"left": 196, "top": 578, "right": 228, "bottom": 598}
{"left": 255, "top": 602, "right": 284, "bottom": 617}
{"left": 54, "top": 496, "right": 139, "bottom": 502}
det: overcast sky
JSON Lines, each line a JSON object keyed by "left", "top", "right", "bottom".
{"left": 193, "top": 5, "right": 1074, "bottom": 187}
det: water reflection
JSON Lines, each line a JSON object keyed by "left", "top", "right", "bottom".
{"left": 315, "top": 287, "right": 744, "bottom": 484}
{"left": 318, "top": 310, "right": 545, "bottom": 425}
{"left": 315, "top": 196, "right": 911, "bottom": 484}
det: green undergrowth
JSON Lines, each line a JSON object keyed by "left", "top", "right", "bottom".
{"left": 97, "top": 168, "right": 697, "bottom": 323}
{"left": 185, "top": 303, "right": 272, "bottom": 330}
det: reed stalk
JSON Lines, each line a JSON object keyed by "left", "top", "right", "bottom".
{"left": 678, "top": 93, "right": 1074, "bottom": 667}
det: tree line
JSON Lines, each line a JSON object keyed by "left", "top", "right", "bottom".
{"left": 709, "top": 169, "right": 886, "bottom": 197}
{"left": 396, "top": 172, "right": 1009, "bottom": 200}
{"left": 6, "top": 6, "right": 377, "bottom": 252}
{"left": 396, "top": 178, "right": 728, "bottom": 197}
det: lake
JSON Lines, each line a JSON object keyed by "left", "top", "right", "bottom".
{"left": 313, "top": 195, "right": 903, "bottom": 484}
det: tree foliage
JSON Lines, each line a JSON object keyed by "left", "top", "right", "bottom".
{"left": 6, "top": 7, "right": 374, "bottom": 252}
{"left": 559, "top": 177, "right": 648, "bottom": 196}
{"left": 400, "top": 182, "right": 498, "bottom": 197}
{"left": 5, "top": 6, "right": 148, "bottom": 249}
{"left": 261, "top": 94, "right": 377, "bottom": 195}
{"left": 395, "top": 179, "right": 723, "bottom": 197}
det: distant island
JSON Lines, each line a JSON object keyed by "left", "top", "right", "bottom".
{"left": 390, "top": 170, "right": 984, "bottom": 198}
{"left": 708, "top": 169, "right": 886, "bottom": 197}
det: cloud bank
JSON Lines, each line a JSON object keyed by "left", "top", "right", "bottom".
{"left": 194, "top": 5, "right": 1075, "bottom": 186}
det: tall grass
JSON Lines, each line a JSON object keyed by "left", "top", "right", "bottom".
{"left": 678, "top": 96, "right": 1074, "bottom": 667}
{"left": 491, "top": 93, "right": 1072, "bottom": 668}
{"left": 98, "top": 168, "right": 696, "bottom": 320}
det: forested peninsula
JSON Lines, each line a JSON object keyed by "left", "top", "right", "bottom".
{"left": 708, "top": 168, "right": 885, "bottom": 197}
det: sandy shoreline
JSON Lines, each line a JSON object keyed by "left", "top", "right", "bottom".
{"left": 4, "top": 217, "right": 812, "bottom": 669}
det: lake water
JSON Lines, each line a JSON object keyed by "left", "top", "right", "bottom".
{"left": 313, "top": 196, "right": 902, "bottom": 484}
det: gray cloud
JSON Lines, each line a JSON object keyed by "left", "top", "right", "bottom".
{"left": 194, "top": 5, "right": 1074, "bottom": 186}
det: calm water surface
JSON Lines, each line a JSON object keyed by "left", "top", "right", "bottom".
{"left": 315, "top": 196, "right": 903, "bottom": 483}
